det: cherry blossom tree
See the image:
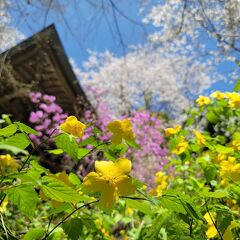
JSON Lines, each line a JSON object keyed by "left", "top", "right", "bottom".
{"left": 0, "top": 1, "right": 24, "bottom": 52}
{"left": 74, "top": 0, "right": 240, "bottom": 119}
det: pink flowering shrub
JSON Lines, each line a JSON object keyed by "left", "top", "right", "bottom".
{"left": 29, "top": 92, "right": 68, "bottom": 145}
{"left": 130, "top": 111, "right": 168, "bottom": 186}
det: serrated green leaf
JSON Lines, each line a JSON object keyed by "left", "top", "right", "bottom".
{"left": 41, "top": 176, "right": 82, "bottom": 203}
{"left": 15, "top": 122, "right": 38, "bottom": 135}
{"left": 181, "top": 201, "right": 201, "bottom": 220}
{"left": 206, "top": 111, "right": 219, "bottom": 124}
{"left": 78, "top": 148, "right": 91, "bottom": 159}
{"left": 62, "top": 218, "right": 83, "bottom": 240}
{"left": 78, "top": 136, "right": 96, "bottom": 147}
{"left": 215, "top": 145, "right": 233, "bottom": 154}
{"left": 23, "top": 228, "right": 45, "bottom": 240}
{"left": 216, "top": 209, "right": 232, "bottom": 234}
{"left": 125, "top": 199, "right": 151, "bottom": 214}
{"left": 0, "top": 124, "right": 17, "bottom": 137}
{"left": 6, "top": 184, "right": 38, "bottom": 216}
{"left": 49, "top": 203, "right": 73, "bottom": 215}
{"left": 3, "top": 133, "right": 30, "bottom": 149}
{"left": 160, "top": 196, "right": 186, "bottom": 214}
{"left": 202, "top": 190, "right": 229, "bottom": 198}
{"left": 145, "top": 211, "right": 171, "bottom": 239}
{"left": 126, "top": 140, "right": 140, "bottom": 149}
{"left": 0, "top": 143, "right": 28, "bottom": 154}
{"left": 69, "top": 173, "right": 81, "bottom": 185}
{"left": 204, "top": 165, "right": 217, "bottom": 183}
{"left": 55, "top": 133, "right": 78, "bottom": 161}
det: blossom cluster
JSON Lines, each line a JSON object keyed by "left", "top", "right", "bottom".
{"left": 28, "top": 92, "right": 68, "bottom": 145}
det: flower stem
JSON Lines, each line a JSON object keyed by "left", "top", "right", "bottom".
{"left": 42, "top": 200, "right": 99, "bottom": 240}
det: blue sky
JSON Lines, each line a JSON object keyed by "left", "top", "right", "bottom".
{"left": 12, "top": 1, "right": 236, "bottom": 93}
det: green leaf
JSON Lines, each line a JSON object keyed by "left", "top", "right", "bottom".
{"left": 6, "top": 184, "right": 38, "bottom": 216}
{"left": 215, "top": 144, "right": 233, "bottom": 154}
{"left": 185, "top": 117, "right": 194, "bottom": 127}
{"left": 47, "top": 149, "right": 64, "bottom": 155}
{"left": 181, "top": 201, "right": 201, "bottom": 220}
{"left": 145, "top": 210, "right": 171, "bottom": 239}
{"left": 69, "top": 173, "right": 81, "bottom": 185}
{"left": 126, "top": 140, "right": 140, "bottom": 149}
{"left": 55, "top": 133, "right": 78, "bottom": 161}
{"left": 206, "top": 111, "right": 219, "bottom": 124}
{"left": 3, "top": 133, "right": 30, "bottom": 149}
{"left": 160, "top": 195, "right": 187, "bottom": 214}
{"left": 23, "top": 228, "right": 45, "bottom": 240}
{"left": 62, "top": 218, "right": 83, "bottom": 240}
{"left": 202, "top": 190, "right": 229, "bottom": 198}
{"left": 231, "top": 185, "right": 240, "bottom": 197}
{"left": 78, "top": 136, "right": 97, "bottom": 147}
{"left": 78, "top": 148, "right": 91, "bottom": 159}
{"left": 204, "top": 165, "right": 217, "bottom": 183}
{"left": 0, "top": 124, "right": 17, "bottom": 137}
{"left": 0, "top": 143, "right": 28, "bottom": 154}
{"left": 234, "top": 79, "right": 240, "bottom": 91}
{"left": 216, "top": 209, "right": 232, "bottom": 234}
{"left": 41, "top": 176, "right": 82, "bottom": 203}
{"left": 15, "top": 122, "right": 38, "bottom": 135}
{"left": 1, "top": 114, "right": 12, "bottom": 124}
{"left": 93, "top": 127, "right": 102, "bottom": 135}
{"left": 125, "top": 199, "right": 151, "bottom": 214}
{"left": 48, "top": 203, "right": 73, "bottom": 215}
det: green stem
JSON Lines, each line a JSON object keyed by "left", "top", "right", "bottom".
{"left": 120, "top": 196, "right": 151, "bottom": 202}
{"left": 70, "top": 141, "right": 109, "bottom": 172}
{"left": 42, "top": 200, "right": 98, "bottom": 240}
{"left": 19, "top": 128, "right": 57, "bottom": 171}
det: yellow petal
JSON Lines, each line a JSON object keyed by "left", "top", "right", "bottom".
{"left": 206, "top": 225, "right": 218, "bottom": 238}
{"left": 95, "top": 158, "right": 132, "bottom": 179}
{"left": 83, "top": 172, "right": 107, "bottom": 192}
{"left": 0, "top": 197, "right": 8, "bottom": 213}
{"left": 123, "top": 130, "right": 135, "bottom": 142}
{"left": 111, "top": 133, "right": 123, "bottom": 145}
{"left": 99, "top": 185, "right": 118, "bottom": 209}
{"left": 60, "top": 116, "right": 86, "bottom": 138}
{"left": 223, "top": 226, "right": 233, "bottom": 240}
{"left": 106, "top": 120, "right": 122, "bottom": 134}
{"left": 115, "top": 175, "right": 136, "bottom": 196}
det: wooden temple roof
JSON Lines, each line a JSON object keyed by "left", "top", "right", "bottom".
{"left": 0, "top": 24, "right": 90, "bottom": 121}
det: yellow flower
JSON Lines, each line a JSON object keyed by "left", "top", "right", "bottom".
{"left": 204, "top": 212, "right": 235, "bottom": 239}
{"left": 196, "top": 95, "right": 211, "bottom": 106}
{"left": 220, "top": 157, "right": 240, "bottom": 182}
{"left": 172, "top": 138, "right": 188, "bottom": 155}
{"left": 60, "top": 116, "right": 86, "bottom": 138}
{"left": 106, "top": 119, "right": 135, "bottom": 145}
{"left": 165, "top": 125, "right": 181, "bottom": 137}
{"left": 193, "top": 129, "right": 206, "bottom": 145}
{"left": 226, "top": 92, "right": 240, "bottom": 108}
{"left": 213, "top": 153, "right": 227, "bottom": 164}
{"left": 0, "top": 197, "right": 8, "bottom": 213}
{"left": 83, "top": 158, "right": 136, "bottom": 209}
{"left": 204, "top": 212, "right": 218, "bottom": 239}
{"left": 125, "top": 207, "right": 133, "bottom": 216}
{"left": 150, "top": 171, "right": 169, "bottom": 197}
{"left": 210, "top": 91, "right": 225, "bottom": 100}
{"left": 0, "top": 154, "right": 18, "bottom": 174}
{"left": 229, "top": 140, "right": 240, "bottom": 151}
